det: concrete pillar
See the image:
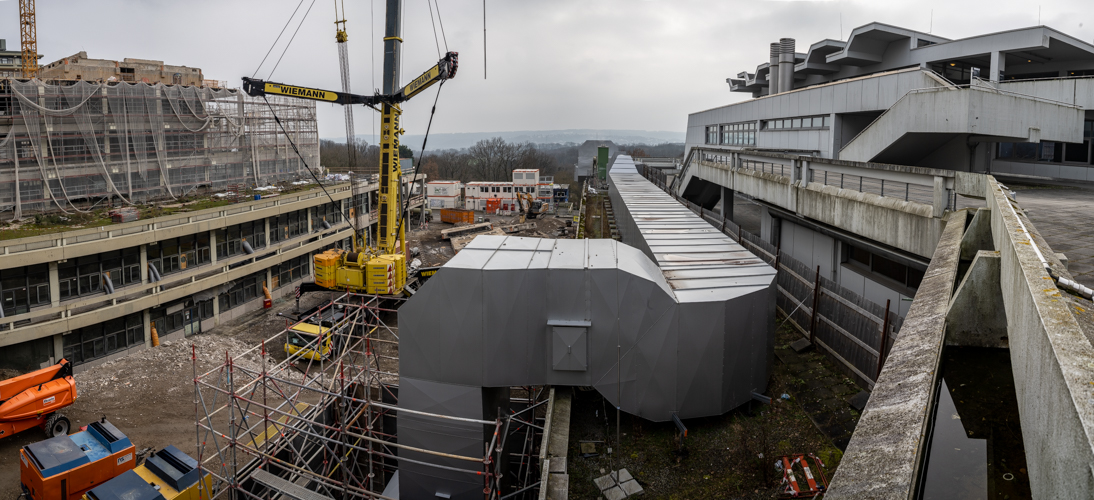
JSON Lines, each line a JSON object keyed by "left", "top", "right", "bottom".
{"left": 48, "top": 262, "right": 60, "bottom": 307}
{"left": 932, "top": 176, "right": 947, "bottom": 218}
{"left": 721, "top": 185, "right": 734, "bottom": 221}
{"left": 53, "top": 334, "right": 63, "bottom": 363}
{"left": 209, "top": 230, "right": 217, "bottom": 265}
{"left": 212, "top": 295, "right": 220, "bottom": 326}
{"left": 989, "top": 51, "right": 1006, "bottom": 82}
{"left": 828, "top": 113, "right": 842, "bottom": 159}
{"left": 307, "top": 207, "right": 313, "bottom": 233}
{"left": 768, "top": 43, "right": 781, "bottom": 96}
{"left": 143, "top": 309, "right": 152, "bottom": 347}
{"left": 779, "top": 38, "right": 796, "bottom": 94}
{"left": 264, "top": 217, "right": 271, "bottom": 247}
{"left": 139, "top": 244, "right": 148, "bottom": 283}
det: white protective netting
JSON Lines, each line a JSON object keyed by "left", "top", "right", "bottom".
{"left": 0, "top": 79, "right": 319, "bottom": 219}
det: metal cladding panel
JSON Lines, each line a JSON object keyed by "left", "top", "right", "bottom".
{"left": 675, "top": 301, "right": 727, "bottom": 416}
{"left": 723, "top": 283, "right": 777, "bottom": 409}
{"left": 398, "top": 377, "right": 485, "bottom": 500}
{"left": 400, "top": 267, "right": 484, "bottom": 386}
{"left": 549, "top": 238, "right": 588, "bottom": 269}
{"left": 586, "top": 269, "right": 622, "bottom": 387}
{"left": 482, "top": 268, "right": 548, "bottom": 386}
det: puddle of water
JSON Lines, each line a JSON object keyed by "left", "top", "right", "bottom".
{"left": 919, "top": 347, "right": 1031, "bottom": 500}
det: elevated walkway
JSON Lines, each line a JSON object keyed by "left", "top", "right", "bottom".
{"left": 839, "top": 83, "right": 1084, "bottom": 164}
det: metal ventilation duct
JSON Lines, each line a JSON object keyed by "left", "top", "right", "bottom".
{"left": 397, "top": 156, "right": 776, "bottom": 498}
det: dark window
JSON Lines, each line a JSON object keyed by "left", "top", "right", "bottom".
{"left": 1065, "top": 142, "right": 1089, "bottom": 163}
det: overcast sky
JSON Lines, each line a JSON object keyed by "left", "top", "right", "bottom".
{"left": 2, "top": 0, "right": 1092, "bottom": 143}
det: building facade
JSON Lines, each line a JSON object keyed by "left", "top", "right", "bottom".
{"left": 426, "top": 180, "right": 463, "bottom": 209}
{"left": 0, "top": 177, "right": 425, "bottom": 371}
{"left": 0, "top": 39, "right": 38, "bottom": 78}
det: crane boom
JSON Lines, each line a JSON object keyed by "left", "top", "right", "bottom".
{"left": 18, "top": 0, "right": 38, "bottom": 79}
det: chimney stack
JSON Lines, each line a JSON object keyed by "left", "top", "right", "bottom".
{"left": 768, "top": 43, "right": 781, "bottom": 96}
{"left": 779, "top": 38, "right": 796, "bottom": 93}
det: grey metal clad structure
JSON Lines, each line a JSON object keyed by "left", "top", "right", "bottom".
{"left": 398, "top": 155, "right": 776, "bottom": 498}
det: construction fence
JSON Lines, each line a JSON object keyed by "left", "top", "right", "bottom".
{"left": 642, "top": 167, "right": 903, "bottom": 387}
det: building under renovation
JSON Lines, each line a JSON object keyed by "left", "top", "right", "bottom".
{"left": 0, "top": 77, "right": 318, "bottom": 218}
{"left": 38, "top": 52, "right": 208, "bottom": 86}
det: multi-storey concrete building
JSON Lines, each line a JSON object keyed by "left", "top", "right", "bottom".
{"left": 463, "top": 169, "right": 553, "bottom": 211}
{"left": 0, "top": 176, "right": 425, "bottom": 371}
{"left": 682, "top": 22, "right": 1094, "bottom": 317}
{"left": 0, "top": 39, "right": 34, "bottom": 78}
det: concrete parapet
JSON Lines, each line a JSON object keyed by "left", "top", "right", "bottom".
{"left": 825, "top": 209, "right": 965, "bottom": 499}
{"left": 986, "top": 177, "right": 1094, "bottom": 498}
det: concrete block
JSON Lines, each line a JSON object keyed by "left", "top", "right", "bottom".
{"left": 603, "top": 486, "right": 626, "bottom": 500}
{"left": 549, "top": 456, "right": 567, "bottom": 473}
{"left": 848, "top": 391, "right": 870, "bottom": 412}
{"left": 620, "top": 479, "right": 645, "bottom": 496}
{"left": 1056, "top": 252, "right": 1069, "bottom": 270}
{"left": 946, "top": 250, "right": 1007, "bottom": 348}
{"left": 593, "top": 473, "right": 616, "bottom": 490}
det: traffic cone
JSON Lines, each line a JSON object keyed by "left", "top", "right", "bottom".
{"left": 150, "top": 323, "right": 160, "bottom": 347}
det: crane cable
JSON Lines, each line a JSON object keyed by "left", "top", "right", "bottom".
{"left": 268, "top": 0, "right": 321, "bottom": 79}
{"left": 260, "top": 95, "right": 361, "bottom": 238}
{"left": 252, "top": 0, "right": 307, "bottom": 79}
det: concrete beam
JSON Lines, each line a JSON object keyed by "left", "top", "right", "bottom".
{"left": 826, "top": 209, "right": 967, "bottom": 499}
{"left": 946, "top": 250, "right": 1007, "bottom": 348}
{"left": 959, "top": 208, "right": 994, "bottom": 261}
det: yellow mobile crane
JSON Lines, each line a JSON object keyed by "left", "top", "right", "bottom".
{"left": 242, "top": 0, "right": 457, "bottom": 296}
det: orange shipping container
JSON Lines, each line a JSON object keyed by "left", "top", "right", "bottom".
{"left": 439, "top": 209, "right": 475, "bottom": 224}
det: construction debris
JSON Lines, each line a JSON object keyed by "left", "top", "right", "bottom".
{"left": 440, "top": 222, "right": 494, "bottom": 240}
{"left": 451, "top": 228, "right": 505, "bottom": 253}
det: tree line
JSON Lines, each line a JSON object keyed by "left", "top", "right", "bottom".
{"left": 319, "top": 137, "right": 684, "bottom": 192}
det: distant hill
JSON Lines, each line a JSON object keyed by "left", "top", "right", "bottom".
{"left": 333, "top": 129, "right": 686, "bottom": 150}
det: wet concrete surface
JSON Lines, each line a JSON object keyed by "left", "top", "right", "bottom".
{"left": 1008, "top": 184, "right": 1094, "bottom": 288}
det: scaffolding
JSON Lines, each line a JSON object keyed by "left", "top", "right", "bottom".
{"left": 0, "top": 78, "right": 319, "bottom": 218}
{"left": 192, "top": 293, "right": 547, "bottom": 499}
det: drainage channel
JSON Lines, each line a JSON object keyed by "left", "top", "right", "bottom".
{"left": 917, "top": 347, "right": 1031, "bottom": 499}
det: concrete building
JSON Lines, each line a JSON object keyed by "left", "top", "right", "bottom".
{"left": 38, "top": 52, "right": 205, "bottom": 86}
{"left": 683, "top": 22, "right": 1094, "bottom": 317}
{"left": 575, "top": 139, "right": 617, "bottom": 183}
{"left": 690, "top": 22, "right": 1094, "bottom": 178}
{"left": 0, "top": 176, "right": 425, "bottom": 371}
{"left": 0, "top": 39, "right": 35, "bottom": 78}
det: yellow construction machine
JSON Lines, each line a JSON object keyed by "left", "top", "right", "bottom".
{"left": 242, "top": 1, "right": 457, "bottom": 297}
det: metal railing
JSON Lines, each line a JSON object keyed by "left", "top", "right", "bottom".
{"left": 645, "top": 167, "right": 903, "bottom": 387}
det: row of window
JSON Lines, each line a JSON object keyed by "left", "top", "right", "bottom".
{"left": 764, "top": 115, "right": 829, "bottom": 130}
{"left": 998, "top": 140, "right": 1094, "bottom": 164}
{"left": 272, "top": 255, "right": 310, "bottom": 289}
{"left": 151, "top": 234, "right": 211, "bottom": 276}
{"left": 62, "top": 312, "right": 144, "bottom": 365}
{"left": 1, "top": 265, "right": 50, "bottom": 318}
{"left": 468, "top": 185, "right": 538, "bottom": 193}
{"left": 58, "top": 249, "right": 142, "bottom": 301}
{"left": 844, "top": 244, "right": 925, "bottom": 290}
{"left": 216, "top": 220, "right": 266, "bottom": 260}
{"left": 219, "top": 272, "right": 265, "bottom": 313}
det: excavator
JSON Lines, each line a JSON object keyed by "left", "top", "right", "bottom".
{"left": 516, "top": 192, "right": 547, "bottom": 223}
{"left": 242, "top": 4, "right": 457, "bottom": 297}
{"left": 0, "top": 359, "right": 77, "bottom": 440}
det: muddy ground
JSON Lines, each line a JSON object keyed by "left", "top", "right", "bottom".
{"left": 0, "top": 292, "right": 333, "bottom": 498}
{"left": 407, "top": 212, "right": 570, "bottom": 267}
